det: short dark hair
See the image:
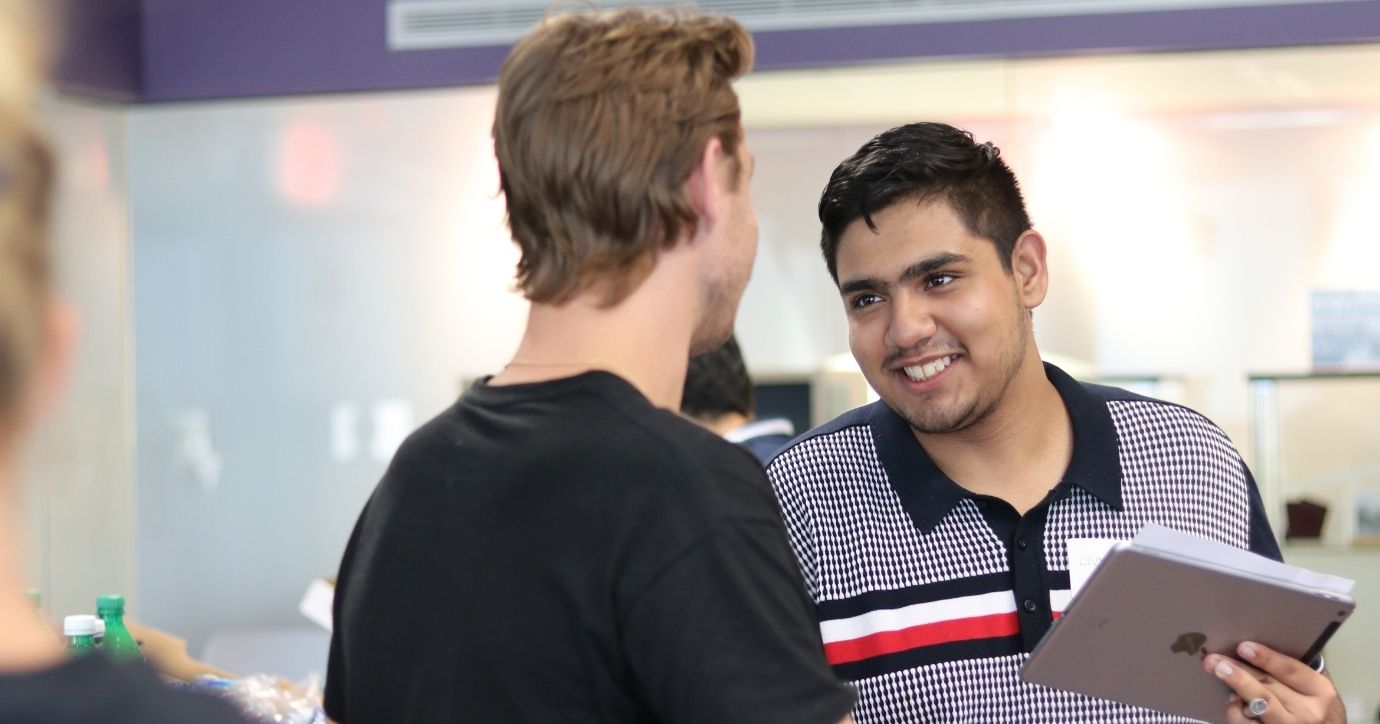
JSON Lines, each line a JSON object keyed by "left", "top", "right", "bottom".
{"left": 817, "top": 122, "right": 1031, "bottom": 283}
{"left": 681, "top": 334, "right": 753, "bottom": 420}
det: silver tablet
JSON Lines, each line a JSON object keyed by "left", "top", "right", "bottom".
{"left": 1019, "top": 542, "right": 1354, "bottom": 723}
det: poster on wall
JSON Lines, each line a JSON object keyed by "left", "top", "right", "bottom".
{"left": 1311, "top": 291, "right": 1380, "bottom": 370}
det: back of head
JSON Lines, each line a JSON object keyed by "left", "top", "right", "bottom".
{"left": 493, "top": 6, "right": 753, "bottom": 306}
{"left": 817, "top": 122, "right": 1031, "bottom": 283}
{"left": 0, "top": 0, "right": 53, "bottom": 436}
{"left": 681, "top": 334, "right": 753, "bottom": 422}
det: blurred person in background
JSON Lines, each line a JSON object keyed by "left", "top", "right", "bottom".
{"left": 0, "top": 2, "right": 246, "bottom": 721}
{"left": 324, "top": 7, "right": 855, "bottom": 723}
{"left": 681, "top": 333, "right": 795, "bottom": 465}
{"left": 767, "top": 122, "right": 1343, "bottom": 723}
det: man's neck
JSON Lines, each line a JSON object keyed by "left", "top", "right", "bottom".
{"left": 916, "top": 355, "right": 1074, "bottom": 514}
{"left": 490, "top": 251, "right": 701, "bottom": 410}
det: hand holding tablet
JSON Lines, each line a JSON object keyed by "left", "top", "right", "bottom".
{"left": 1020, "top": 525, "right": 1355, "bottom": 723}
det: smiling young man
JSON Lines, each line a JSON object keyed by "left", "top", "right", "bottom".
{"left": 766, "top": 122, "right": 1344, "bottom": 723}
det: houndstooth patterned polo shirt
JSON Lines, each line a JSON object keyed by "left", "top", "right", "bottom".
{"left": 767, "top": 363, "right": 1280, "bottom": 724}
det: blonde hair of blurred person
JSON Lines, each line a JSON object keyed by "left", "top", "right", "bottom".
{"left": 0, "top": 5, "right": 265, "bottom": 721}
{"left": 0, "top": 0, "right": 73, "bottom": 674}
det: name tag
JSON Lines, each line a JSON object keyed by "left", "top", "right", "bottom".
{"left": 1066, "top": 538, "right": 1123, "bottom": 597}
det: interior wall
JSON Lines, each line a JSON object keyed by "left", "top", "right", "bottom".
{"left": 124, "top": 87, "right": 527, "bottom": 650}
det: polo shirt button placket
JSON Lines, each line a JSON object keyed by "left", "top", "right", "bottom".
{"left": 1022, "top": 599, "right": 1038, "bottom": 613}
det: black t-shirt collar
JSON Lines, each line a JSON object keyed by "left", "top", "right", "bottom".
{"left": 468, "top": 370, "right": 639, "bottom": 404}
{"left": 870, "top": 362, "right": 1124, "bottom": 534}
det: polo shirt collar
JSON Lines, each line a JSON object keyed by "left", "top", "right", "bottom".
{"left": 870, "top": 361, "right": 1124, "bottom": 534}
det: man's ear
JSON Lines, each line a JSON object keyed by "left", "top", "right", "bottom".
{"left": 684, "top": 136, "right": 729, "bottom": 235}
{"left": 1009, "top": 230, "right": 1050, "bottom": 310}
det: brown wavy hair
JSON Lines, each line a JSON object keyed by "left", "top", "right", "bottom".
{"left": 493, "top": 6, "right": 753, "bottom": 306}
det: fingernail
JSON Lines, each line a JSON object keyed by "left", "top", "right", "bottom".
{"left": 1215, "top": 661, "right": 1234, "bottom": 678}
{"left": 1239, "top": 643, "right": 1257, "bottom": 660}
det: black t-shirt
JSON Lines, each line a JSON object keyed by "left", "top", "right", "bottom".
{"left": 0, "top": 654, "right": 249, "bottom": 723}
{"left": 325, "top": 372, "right": 854, "bottom": 724}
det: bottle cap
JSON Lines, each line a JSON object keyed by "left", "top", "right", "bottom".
{"left": 64, "top": 614, "right": 99, "bottom": 637}
{"left": 96, "top": 594, "right": 125, "bottom": 615}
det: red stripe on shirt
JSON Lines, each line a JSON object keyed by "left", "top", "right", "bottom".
{"left": 823, "top": 612, "right": 1021, "bottom": 666}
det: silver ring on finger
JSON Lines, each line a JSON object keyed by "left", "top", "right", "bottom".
{"left": 1245, "top": 697, "right": 1269, "bottom": 718}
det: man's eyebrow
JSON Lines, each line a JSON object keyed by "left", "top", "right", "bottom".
{"left": 839, "top": 276, "right": 885, "bottom": 297}
{"left": 839, "top": 252, "right": 972, "bottom": 297}
{"left": 898, "top": 252, "right": 970, "bottom": 285}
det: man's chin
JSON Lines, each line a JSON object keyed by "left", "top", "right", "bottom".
{"left": 688, "top": 320, "right": 735, "bottom": 356}
{"left": 894, "top": 400, "right": 981, "bottom": 436}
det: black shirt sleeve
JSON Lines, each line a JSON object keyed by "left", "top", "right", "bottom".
{"left": 618, "top": 517, "right": 855, "bottom": 724}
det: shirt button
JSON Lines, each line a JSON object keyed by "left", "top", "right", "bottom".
{"left": 1016, "top": 539, "right": 1028, "bottom": 551}
{"left": 1022, "top": 599, "right": 1038, "bottom": 613}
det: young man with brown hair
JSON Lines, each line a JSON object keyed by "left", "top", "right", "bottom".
{"left": 0, "top": 2, "right": 246, "bottom": 721}
{"left": 324, "top": 8, "right": 855, "bottom": 723}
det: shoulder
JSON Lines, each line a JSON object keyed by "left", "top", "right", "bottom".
{"left": 384, "top": 372, "right": 686, "bottom": 474}
{"left": 776, "top": 403, "right": 875, "bottom": 459}
{"left": 1077, "top": 379, "right": 1160, "bottom": 404}
{"left": 519, "top": 373, "right": 781, "bottom": 515}
{"left": 125, "top": 681, "right": 249, "bottom": 724}
{"left": 1078, "top": 379, "right": 1212, "bottom": 429}
{"left": 1060, "top": 369, "right": 1242, "bottom": 457}
{"left": 792, "top": 402, "right": 876, "bottom": 442}
{"left": 766, "top": 402, "right": 882, "bottom": 487}
{"left": 1096, "top": 388, "right": 1240, "bottom": 454}
{"left": 638, "top": 410, "right": 782, "bottom": 519}
{"left": 0, "top": 658, "right": 249, "bottom": 723}
{"left": 377, "top": 391, "right": 475, "bottom": 475}
{"left": 1077, "top": 378, "right": 1212, "bottom": 428}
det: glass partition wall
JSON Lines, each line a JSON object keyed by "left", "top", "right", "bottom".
{"left": 1251, "top": 373, "right": 1380, "bottom": 545}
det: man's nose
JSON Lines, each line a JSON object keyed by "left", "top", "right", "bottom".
{"left": 883, "top": 293, "right": 937, "bottom": 353}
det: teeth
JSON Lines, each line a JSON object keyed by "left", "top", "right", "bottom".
{"left": 903, "top": 355, "right": 954, "bottom": 382}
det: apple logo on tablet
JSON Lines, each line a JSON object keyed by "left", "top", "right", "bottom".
{"left": 1170, "top": 632, "right": 1207, "bottom": 655}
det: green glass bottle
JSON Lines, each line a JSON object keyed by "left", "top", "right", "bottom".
{"left": 96, "top": 594, "right": 143, "bottom": 662}
{"left": 64, "top": 615, "right": 99, "bottom": 656}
